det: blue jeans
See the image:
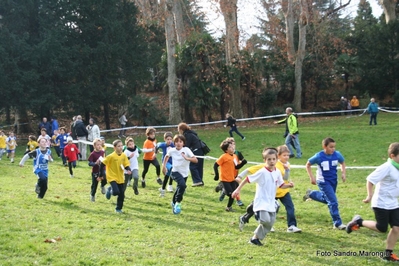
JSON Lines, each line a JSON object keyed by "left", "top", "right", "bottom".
{"left": 229, "top": 126, "right": 244, "bottom": 139}
{"left": 171, "top": 171, "right": 187, "bottom": 204}
{"left": 285, "top": 133, "right": 302, "bottom": 158}
{"left": 277, "top": 192, "right": 297, "bottom": 227}
{"left": 109, "top": 181, "right": 125, "bottom": 211}
{"left": 190, "top": 149, "right": 204, "bottom": 184}
{"left": 369, "top": 113, "right": 377, "bottom": 125}
{"left": 309, "top": 180, "right": 343, "bottom": 227}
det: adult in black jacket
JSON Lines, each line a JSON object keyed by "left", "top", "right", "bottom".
{"left": 74, "top": 115, "right": 89, "bottom": 160}
{"left": 178, "top": 123, "right": 204, "bottom": 187}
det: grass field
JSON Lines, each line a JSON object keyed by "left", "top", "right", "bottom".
{"left": 1, "top": 112, "right": 398, "bottom": 265}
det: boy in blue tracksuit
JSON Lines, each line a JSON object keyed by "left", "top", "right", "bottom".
{"left": 19, "top": 138, "right": 53, "bottom": 199}
{"left": 157, "top": 132, "right": 175, "bottom": 197}
{"left": 304, "top": 137, "right": 347, "bottom": 229}
{"left": 56, "top": 127, "right": 68, "bottom": 166}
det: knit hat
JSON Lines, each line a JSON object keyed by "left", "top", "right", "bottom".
{"left": 67, "top": 136, "right": 73, "bottom": 142}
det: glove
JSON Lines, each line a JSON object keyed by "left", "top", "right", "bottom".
{"left": 78, "top": 153, "right": 82, "bottom": 159}
{"left": 214, "top": 175, "right": 219, "bottom": 181}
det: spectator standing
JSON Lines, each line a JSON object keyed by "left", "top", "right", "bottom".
{"left": 74, "top": 115, "right": 88, "bottom": 160}
{"left": 350, "top": 96, "right": 360, "bottom": 112}
{"left": 87, "top": 118, "right": 101, "bottom": 153}
{"left": 118, "top": 112, "right": 128, "bottom": 138}
{"left": 178, "top": 122, "right": 204, "bottom": 187}
{"left": 51, "top": 117, "right": 59, "bottom": 135}
{"left": 274, "top": 107, "right": 302, "bottom": 158}
{"left": 38, "top": 117, "right": 51, "bottom": 136}
{"left": 367, "top": 98, "right": 379, "bottom": 125}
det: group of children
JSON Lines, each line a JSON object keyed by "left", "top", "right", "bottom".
{"left": 0, "top": 130, "right": 17, "bottom": 163}
{"left": 8, "top": 121, "right": 399, "bottom": 261}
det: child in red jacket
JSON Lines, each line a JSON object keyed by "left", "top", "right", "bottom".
{"left": 64, "top": 136, "right": 81, "bottom": 177}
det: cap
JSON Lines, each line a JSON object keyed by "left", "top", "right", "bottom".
{"left": 67, "top": 136, "right": 73, "bottom": 142}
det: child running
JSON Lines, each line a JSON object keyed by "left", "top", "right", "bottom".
{"left": 88, "top": 138, "right": 107, "bottom": 202}
{"left": 100, "top": 139, "right": 131, "bottom": 213}
{"left": 225, "top": 113, "right": 245, "bottom": 140}
{"left": 51, "top": 129, "right": 61, "bottom": 157}
{"left": 304, "top": 137, "right": 347, "bottom": 230}
{"left": 56, "top": 127, "right": 68, "bottom": 166}
{"left": 214, "top": 139, "right": 244, "bottom": 212}
{"left": 162, "top": 135, "right": 197, "bottom": 214}
{"left": 215, "top": 137, "right": 247, "bottom": 206}
{"left": 232, "top": 147, "right": 293, "bottom": 246}
{"left": 19, "top": 138, "right": 53, "bottom": 199}
{"left": 25, "top": 135, "right": 38, "bottom": 155}
{"left": 238, "top": 145, "right": 301, "bottom": 233}
{"left": 63, "top": 136, "right": 81, "bottom": 178}
{"left": 141, "top": 127, "right": 162, "bottom": 188}
{"left": 6, "top": 131, "right": 17, "bottom": 163}
{"left": 346, "top": 142, "right": 399, "bottom": 262}
{"left": 157, "top": 132, "right": 175, "bottom": 197}
{"left": 0, "top": 130, "right": 6, "bottom": 160}
{"left": 123, "top": 137, "right": 154, "bottom": 195}
{"left": 37, "top": 128, "right": 51, "bottom": 148}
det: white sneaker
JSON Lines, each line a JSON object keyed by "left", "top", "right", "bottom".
{"left": 159, "top": 188, "right": 165, "bottom": 197}
{"left": 287, "top": 225, "right": 302, "bottom": 233}
{"left": 333, "top": 224, "right": 346, "bottom": 230}
{"left": 70, "top": 175, "right": 74, "bottom": 178}
{"left": 101, "top": 186, "right": 106, "bottom": 194}
{"left": 167, "top": 185, "right": 174, "bottom": 192}
{"left": 270, "top": 227, "right": 275, "bottom": 232}
{"left": 90, "top": 195, "right": 95, "bottom": 202}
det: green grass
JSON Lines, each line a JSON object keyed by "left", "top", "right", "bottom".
{"left": 1, "top": 113, "right": 398, "bottom": 265}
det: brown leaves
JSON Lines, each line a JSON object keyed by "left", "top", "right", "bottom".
{"left": 44, "top": 236, "right": 62, "bottom": 243}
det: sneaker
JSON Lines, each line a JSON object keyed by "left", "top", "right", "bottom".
{"left": 239, "top": 216, "right": 245, "bottom": 232}
{"left": 236, "top": 200, "right": 244, "bottom": 206}
{"left": 115, "top": 209, "right": 123, "bottom": 214}
{"left": 127, "top": 180, "right": 131, "bottom": 187}
{"left": 242, "top": 137, "right": 246, "bottom": 141}
{"left": 117, "top": 135, "right": 121, "bottom": 139}
{"left": 101, "top": 186, "right": 106, "bottom": 194}
{"left": 333, "top": 224, "right": 346, "bottom": 230}
{"left": 159, "top": 188, "right": 165, "bottom": 198}
{"left": 225, "top": 207, "right": 235, "bottom": 212}
{"left": 192, "top": 182, "right": 204, "bottom": 187}
{"left": 219, "top": 191, "right": 226, "bottom": 201}
{"left": 122, "top": 135, "right": 126, "bottom": 138}
{"left": 105, "top": 186, "right": 112, "bottom": 200}
{"left": 70, "top": 175, "right": 74, "bottom": 178}
{"left": 167, "top": 185, "right": 174, "bottom": 192}
{"left": 346, "top": 215, "right": 362, "bottom": 234}
{"left": 141, "top": 179, "right": 146, "bottom": 188}
{"left": 90, "top": 195, "right": 95, "bottom": 202}
{"left": 156, "top": 177, "right": 163, "bottom": 185}
{"left": 133, "top": 186, "right": 139, "bottom": 195}
{"left": 270, "top": 227, "right": 275, "bottom": 232}
{"left": 174, "top": 203, "right": 181, "bottom": 214}
{"left": 248, "top": 238, "right": 263, "bottom": 246}
{"left": 35, "top": 184, "right": 40, "bottom": 195}
{"left": 287, "top": 225, "right": 302, "bottom": 233}
{"left": 289, "top": 154, "right": 295, "bottom": 158}
{"left": 303, "top": 189, "right": 312, "bottom": 201}
{"left": 382, "top": 253, "right": 399, "bottom": 262}
{"left": 11, "top": 158, "right": 14, "bottom": 163}
{"left": 215, "top": 183, "right": 223, "bottom": 193}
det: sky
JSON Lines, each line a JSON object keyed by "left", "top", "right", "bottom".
{"left": 196, "top": 0, "right": 384, "bottom": 43}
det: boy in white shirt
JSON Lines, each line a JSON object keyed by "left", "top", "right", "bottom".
{"left": 346, "top": 142, "right": 399, "bottom": 262}
{"left": 232, "top": 147, "right": 294, "bottom": 246}
{"left": 162, "top": 135, "right": 198, "bottom": 215}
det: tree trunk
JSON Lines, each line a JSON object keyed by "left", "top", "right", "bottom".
{"left": 380, "top": 0, "right": 397, "bottom": 23}
{"left": 220, "top": 0, "right": 243, "bottom": 118}
{"left": 164, "top": 0, "right": 181, "bottom": 124}
{"left": 282, "top": 0, "right": 295, "bottom": 63}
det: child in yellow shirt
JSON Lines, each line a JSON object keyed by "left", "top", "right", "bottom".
{"left": 0, "top": 130, "right": 7, "bottom": 160}
{"left": 25, "top": 135, "right": 39, "bottom": 155}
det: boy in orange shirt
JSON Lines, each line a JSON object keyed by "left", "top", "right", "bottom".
{"left": 214, "top": 140, "right": 240, "bottom": 212}
{"left": 141, "top": 127, "right": 162, "bottom": 188}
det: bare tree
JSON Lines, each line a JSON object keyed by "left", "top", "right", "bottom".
{"left": 219, "top": 0, "right": 243, "bottom": 118}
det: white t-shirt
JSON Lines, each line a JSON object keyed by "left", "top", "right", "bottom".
{"left": 124, "top": 148, "right": 140, "bottom": 171}
{"left": 166, "top": 147, "right": 195, "bottom": 177}
{"left": 247, "top": 167, "right": 284, "bottom": 212}
{"left": 367, "top": 162, "right": 399, "bottom": 210}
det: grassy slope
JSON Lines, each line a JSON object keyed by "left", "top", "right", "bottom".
{"left": 0, "top": 113, "right": 397, "bottom": 265}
